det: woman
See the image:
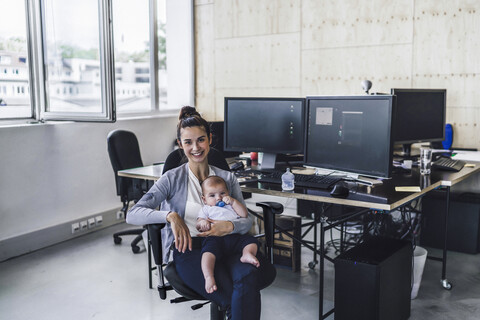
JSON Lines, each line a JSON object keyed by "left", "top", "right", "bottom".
{"left": 126, "top": 106, "right": 272, "bottom": 319}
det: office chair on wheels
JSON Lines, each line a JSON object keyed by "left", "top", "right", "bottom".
{"left": 147, "top": 148, "right": 283, "bottom": 319}
{"left": 107, "top": 129, "right": 150, "bottom": 254}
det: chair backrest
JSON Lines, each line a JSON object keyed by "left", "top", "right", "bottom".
{"left": 209, "top": 121, "right": 241, "bottom": 158}
{"left": 162, "top": 147, "right": 230, "bottom": 174}
{"left": 107, "top": 129, "right": 144, "bottom": 201}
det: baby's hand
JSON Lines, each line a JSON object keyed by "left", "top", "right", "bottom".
{"left": 196, "top": 219, "right": 211, "bottom": 232}
{"left": 222, "top": 196, "right": 233, "bottom": 205}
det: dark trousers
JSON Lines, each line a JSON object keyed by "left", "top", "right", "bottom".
{"left": 173, "top": 237, "right": 272, "bottom": 320}
{"left": 201, "top": 234, "right": 258, "bottom": 259}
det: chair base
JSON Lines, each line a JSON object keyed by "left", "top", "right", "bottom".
{"left": 210, "top": 303, "right": 227, "bottom": 320}
{"left": 113, "top": 228, "right": 145, "bottom": 253}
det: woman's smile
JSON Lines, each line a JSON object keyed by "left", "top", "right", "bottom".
{"left": 179, "top": 126, "right": 211, "bottom": 164}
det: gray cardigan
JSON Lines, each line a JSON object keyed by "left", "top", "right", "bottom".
{"left": 126, "top": 163, "right": 252, "bottom": 262}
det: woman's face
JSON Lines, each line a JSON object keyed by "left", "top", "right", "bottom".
{"left": 178, "top": 126, "right": 211, "bottom": 165}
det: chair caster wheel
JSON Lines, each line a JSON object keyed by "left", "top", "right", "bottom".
{"left": 113, "top": 236, "right": 122, "bottom": 244}
{"left": 132, "top": 245, "right": 140, "bottom": 253}
{"left": 158, "top": 287, "right": 167, "bottom": 300}
{"left": 441, "top": 279, "right": 452, "bottom": 290}
{"left": 308, "top": 261, "right": 317, "bottom": 269}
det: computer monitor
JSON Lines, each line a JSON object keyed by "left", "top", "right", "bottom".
{"left": 224, "top": 97, "right": 305, "bottom": 169}
{"left": 391, "top": 88, "right": 446, "bottom": 156}
{"left": 209, "top": 121, "right": 241, "bottom": 158}
{"left": 304, "top": 95, "right": 396, "bottom": 178}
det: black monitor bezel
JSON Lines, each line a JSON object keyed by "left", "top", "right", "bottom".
{"left": 223, "top": 97, "right": 306, "bottom": 154}
{"left": 390, "top": 88, "right": 446, "bottom": 145}
{"left": 304, "top": 95, "right": 396, "bottom": 178}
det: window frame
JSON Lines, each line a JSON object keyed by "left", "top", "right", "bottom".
{"left": 0, "top": 0, "right": 194, "bottom": 125}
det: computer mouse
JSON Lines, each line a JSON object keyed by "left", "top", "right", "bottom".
{"left": 330, "top": 182, "right": 350, "bottom": 198}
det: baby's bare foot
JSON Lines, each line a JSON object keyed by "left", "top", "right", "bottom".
{"left": 240, "top": 252, "right": 260, "bottom": 268}
{"left": 205, "top": 275, "right": 217, "bottom": 294}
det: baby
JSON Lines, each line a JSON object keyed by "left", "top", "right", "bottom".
{"left": 197, "top": 176, "right": 259, "bottom": 293}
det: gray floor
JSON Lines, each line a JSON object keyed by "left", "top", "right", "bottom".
{"left": 1, "top": 197, "right": 480, "bottom": 320}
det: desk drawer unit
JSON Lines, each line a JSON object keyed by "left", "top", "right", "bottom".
{"left": 421, "top": 191, "right": 480, "bottom": 254}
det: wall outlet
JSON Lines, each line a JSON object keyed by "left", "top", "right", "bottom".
{"left": 87, "top": 218, "right": 96, "bottom": 229}
{"left": 71, "top": 222, "right": 80, "bottom": 234}
{"left": 116, "top": 210, "right": 125, "bottom": 220}
{"left": 95, "top": 215, "right": 103, "bottom": 226}
{"left": 80, "top": 220, "right": 88, "bottom": 231}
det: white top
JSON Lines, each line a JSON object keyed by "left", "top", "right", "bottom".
{"left": 185, "top": 166, "right": 215, "bottom": 236}
{"left": 198, "top": 204, "right": 239, "bottom": 221}
{"left": 126, "top": 163, "right": 252, "bottom": 263}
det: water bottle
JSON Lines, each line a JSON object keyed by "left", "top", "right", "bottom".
{"left": 281, "top": 168, "right": 295, "bottom": 191}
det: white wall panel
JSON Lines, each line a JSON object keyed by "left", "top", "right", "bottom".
{"left": 302, "top": 0, "right": 414, "bottom": 49}
{"left": 215, "top": 33, "right": 300, "bottom": 89}
{"left": 195, "top": 3, "right": 216, "bottom": 119}
{"left": 446, "top": 106, "right": 480, "bottom": 148}
{"left": 195, "top": 0, "right": 480, "bottom": 149}
{"left": 215, "top": 0, "right": 301, "bottom": 39}
{"left": 413, "top": 1, "right": 480, "bottom": 75}
{"left": 0, "top": 117, "right": 177, "bottom": 241}
{"left": 302, "top": 45, "right": 412, "bottom": 96}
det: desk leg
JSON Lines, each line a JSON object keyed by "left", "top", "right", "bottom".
{"left": 319, "top": 216, "right": 326, "bottom": 319}
{"left": 441, "top": 186, "right": 453, "bottom": 290}
{"left": 313, "top": 213, "right": 318, "bottom": 266}
{"left": 340, "top": 222, "right": 344, "bottom": 253}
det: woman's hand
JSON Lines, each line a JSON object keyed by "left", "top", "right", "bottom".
{"left": 167, "top": 211, "right": 192, "bottom": 253}
{"left": 198, "top": 219, "right": 234, "bottom": 237}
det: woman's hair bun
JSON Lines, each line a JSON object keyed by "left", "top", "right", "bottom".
{"left": 179, "top": 106, "right": 199, "bottom": 120}
{"left": 176, "top": 105, "right": 210, "bottom": 140}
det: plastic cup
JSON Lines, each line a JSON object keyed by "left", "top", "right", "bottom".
{"left": 420, "top": 148, "right": 432, "bottom": 175}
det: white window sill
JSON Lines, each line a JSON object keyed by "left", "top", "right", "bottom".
{"left": 0, "top": 109, "right": 179, "bottom": 129}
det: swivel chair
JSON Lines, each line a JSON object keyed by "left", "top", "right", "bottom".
{"left": 107, "top": 129, "right": 150, "bottom": 253}
{"left": 147, "top": 147, "right": 283, "bottom": 319}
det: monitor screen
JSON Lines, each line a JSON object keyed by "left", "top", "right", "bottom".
{"left": 224, "top": 97, "right": 305, "bottom": 168}
{"left": 304, "top": 95, "right": 396, "bottom": 178}
{"left": 391, "top": 88, "right": 446, "bottom": 145}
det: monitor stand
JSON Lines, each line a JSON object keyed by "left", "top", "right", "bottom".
{"left": 396, "top": 144, "right": 419, "bottom": 159}
{"left": 259, "top": 153, "right": 277, "bottom": 170}
{"left": 402, "top": 144, "right": 412, "bottom": 157}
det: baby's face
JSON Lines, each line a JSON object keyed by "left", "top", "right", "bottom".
{"left": 203, "top": 183, "right": 229, "bottom": 206}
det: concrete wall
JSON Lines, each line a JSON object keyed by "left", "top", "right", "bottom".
{"left": 194, "top": 0, "right": 480, "bottom": 149}
{"left": 0, "top": 116, "right": 177, "bottom": 260}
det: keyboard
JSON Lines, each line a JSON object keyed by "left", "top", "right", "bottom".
{"left": 432, "top": 157, "right": 466, "bottom": 172}
{"left": 234, "top": 169, "right": 261, "bottom": 185}
{"left": 258, "top": 171, "right": 342, "bottom": 189}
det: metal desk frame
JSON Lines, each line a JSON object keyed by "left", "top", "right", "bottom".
{"left": 119, "top": 163, "right": 480, "bottom": 319}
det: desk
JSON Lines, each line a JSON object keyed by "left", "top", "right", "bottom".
{"left": 118, "top": 164, "right": 164, "bottom": 181}
{"left": 118, "top": 163, "right": 480, "bottom": 319}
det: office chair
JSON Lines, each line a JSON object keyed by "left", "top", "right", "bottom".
{"left": 107, "top": 129, "right": 150, "bottom": 254}
{"left": 147, "top": 147, "right": 282, "bottom": 319}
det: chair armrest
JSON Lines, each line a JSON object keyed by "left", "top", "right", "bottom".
{"left": 147, "top": 223, "right": 166, "bottom": 266}
{"left": 256, "top": 201, "right": 284, "bottom": 215}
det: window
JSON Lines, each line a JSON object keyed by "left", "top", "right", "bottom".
{"left": 0, "top": 0, "right": 194, "bottom": 123}
{"left": 113, "top": 0, "right": 152, "bottom": 113}
{"left": 0, "top": 0, "right": 32, "bottom": 119}
{"left": 40, "top": 0, "right": 115, "bottom": 121}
